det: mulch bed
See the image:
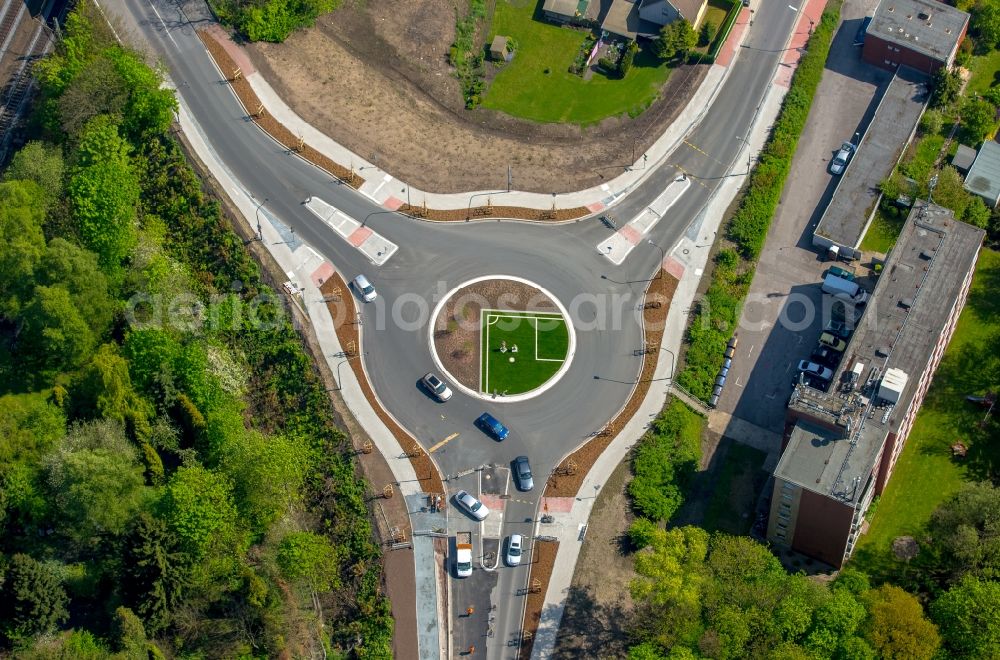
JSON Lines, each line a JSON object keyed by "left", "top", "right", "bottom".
{"left": 545, "top": 272, "right": 678, "bottom": 497}
{"left": 433, "top": 278, "right": 559, "bottom": 391}
{"left": 197, "top": 29, "right": 591, "bottom": 222}
{"left": 321, "top": 274, "right": 445, "bottom": 495}
{"left": 519, "top": 539, "right": 560, "bottom": 660}
{"left": 197, "top": 29, "right": 365, "bottom": 189}
{"left": 399, "top": 204, "right": 590, "bottom": 223}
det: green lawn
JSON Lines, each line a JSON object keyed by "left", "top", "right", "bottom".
{"left": 852, "top": 249, "right": 1000, "bottom": 569}
{"left": 966, "top": 48, "right": 1000, "bottom": 97}
{"left": 484, "top": 0, "right": 672, "bottom": 124}
{"left": 859, "top": 208, "right": 906, "bottom": 254}
{"left": 480, "top": 310, "right": 569, "bottom": 394}
{"left": 701, "top": 442, "right": 768, "bottom": 534}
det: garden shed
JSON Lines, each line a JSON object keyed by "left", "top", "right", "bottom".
{"left": 490, "top": 35, "right": 511, "bottom": 62}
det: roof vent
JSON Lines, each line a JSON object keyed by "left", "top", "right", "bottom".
{"left": 876, "top": 346, "right": 891, "bottom": 358}
{"left": 918, "top": 11, "right": 930, "bottom": 20}
{"left": 888, "top": 5, "right": 894, "bottom": 11}
{"left": 899, "top": 298, "right": 913, "bottom": 309}
{"left": 920, "top": 249, "right": 934, "bottom": 259}
{"left": 946, "top": 27, "right": 952, "bottom": 34}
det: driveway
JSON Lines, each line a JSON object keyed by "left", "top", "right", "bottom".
{"left": 716, "top": 0, "right": 891, "bottom": 434}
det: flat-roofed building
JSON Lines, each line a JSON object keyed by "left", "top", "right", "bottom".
{"left": 770, "top": 202, "right": 984, "bottom": 567}
{"left": 862, "top": 0, "right": 969, "bottom": 74}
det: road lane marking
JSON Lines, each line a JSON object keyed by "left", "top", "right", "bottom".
{"left": 428, "top": 432, "right": 459, "bottom": 453}
{"left": 146, "top": 0, "right": 179, "bottom": 49}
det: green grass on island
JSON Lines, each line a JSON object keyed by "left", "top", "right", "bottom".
{"left": 851, "top": 249, "right": 1000, "bottom": 574}
{"left": 484, "top": 0, "right": 672, "bottom": 124}
{"left": 480, "top": 310, "right": 569, "bottom": 394}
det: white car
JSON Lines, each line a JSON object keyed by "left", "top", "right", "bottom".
{"left": 798, "top": 360, "right": 834, "bottom": 381}
{"left": 421, "top": 372, "right": 453, "bottom": 402}
{"left": 505, "top": 534, "right": 523, "bottom": 567}
{"left": 829, "top": 142, "right": 856, "bottom": 175}
{"left": 352, "top": 274, "right": 377, "bottom": 302}
{"left": 454, "top": 490, "right": 489, "bottom": 520}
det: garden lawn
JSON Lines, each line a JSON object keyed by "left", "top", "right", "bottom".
{"left": 859, "top": 208, "right": 906, "bottom": 254}
{"left": 484, "top": 0, "right": 671, "bottom": 124}
{"left": 966, "top": 48, "right": 1000, "bottom": 97}
{"left": 701, "top": 442, "right": 768, "bottom": 534}
{"left": 853, "top": 249, "right": 1000, "bottom": 562}
{"left": 480, "top": 310, "right": 569, "bottom": 394}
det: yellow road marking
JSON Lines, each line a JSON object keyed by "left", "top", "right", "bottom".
{"left": 682, "top": 140, "right": 727, "bottom": 167}
{"left": 429, "top": 432, "right": 460, "bottom": 453}
{"left": 672, "top": 165, "right": 710, "bottom": 189}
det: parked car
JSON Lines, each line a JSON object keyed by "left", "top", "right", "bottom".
{"left": 352, "top": 274, "right": 377, "bottom": 302}
{"left": 825, "top": 320, "right": 853, "bottom": 340}
{"left": 819, "top": 332, "right": 848, "bottom": 352}
{"left": 454, "top": 490, "right": 489, "bottom": 520}
{"left": 826, "top": 265, "right": 856, "bottom": 282}
{"left": 505, "top": 534, "right": 523, "bottom": 567}
{"left": 420, "top": 372, "right": 453, "bottom": 402}
{"left": 512, "top": 455, "right": 534, "bottom": 491}
{"left": 475, "top": 412, "right": 509, "bottom": 441}
{"left": 822, "top": 273, "right": 869, "bottom": 305}
{"left": 829, "top": 142, "right": 856, "bottom": 175}
{"left": 798, "top": 360, "right": 834, "bottom": 381}
{"left": 811, "top": 346, "right": 839, "bottom": 367}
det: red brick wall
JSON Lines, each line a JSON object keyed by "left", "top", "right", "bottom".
{"left": 863, "top": 34, "right": 953, "bottom": 75}
{"left": 792, "top": 488, "right": 854, "bottom": 567}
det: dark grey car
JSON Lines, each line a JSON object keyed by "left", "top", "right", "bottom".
{"left": 512, "top": 455, "right": 533, "bottom": 491}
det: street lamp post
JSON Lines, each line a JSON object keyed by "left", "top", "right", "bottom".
{"left": 647, "top": 239, "right": 665, "bottom": 278}
{"left": 250, "top": 196, "right": 268, "bottom": 243}
{"left": 660, "top": 346, "right": 676, "bottom": 383}
{"left": 336, "top": 351, "right": 369, "bottom": 391}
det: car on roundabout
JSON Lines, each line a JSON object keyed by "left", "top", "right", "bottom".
{"left": 512, "top": 455, "right": 534, "bottom": 491}
{"left": 420, "top": 372, "right": 453, "bottom": 402}
{"left": 476, "top": 412, "right": 509, "bottom": 441}
{"left": 454, "top": 490, "right": 489, "bottom": 520}
{"left": 351, "top": 274, "right": 377, "bottom": 302}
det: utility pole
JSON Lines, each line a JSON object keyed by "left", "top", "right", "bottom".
{"left": 507, "top": 165, "right": 512, "bottom": 193}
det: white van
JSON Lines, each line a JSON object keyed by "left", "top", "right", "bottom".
{"left": 821, "top": 274, "right": 868, "bottom": 305}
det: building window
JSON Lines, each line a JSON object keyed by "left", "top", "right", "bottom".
{"left": 779, "top": 511, "right": 790, "bottom": 520}
{"left": 782, "top": 493, "right": 793, "bottom": 503}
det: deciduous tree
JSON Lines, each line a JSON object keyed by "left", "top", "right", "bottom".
{"left": 656, "top": 20, "right": 696, "bottom": 61}
{"left": 276, "top": 531, "right": 340, "bottom": 591}
{"left": 0, "top": 181, "right": 47, "bottom": 319}
{"left": 931, "top": 576, "right": 1000, "bottom": 658}
{"left": 863, "top": 584, "right": 940, "bottom": 660}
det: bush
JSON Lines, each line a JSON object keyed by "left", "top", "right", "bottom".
{"left": 618, "top": 42, "right": 638, "bottom": 78}
{"left": 930, "top": 67, "right": 962, "bottom": 109}
{"left": 628, "top": 517, "right": 659, "bottom": 549}
{"left": 628, "top": 400, "right": 703, "bottom": 521}
{"left": 920, "top": 109, "right": 944, "bottom": 135}
{"left": 598, "top": 56, "right": 618, "bottom": 73}
{"left": 699, "top": 20, "right": 717, "bottom": 47}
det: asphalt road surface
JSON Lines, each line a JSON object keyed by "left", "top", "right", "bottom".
{"left": 107, "top": 0, "right": 804, "bottom": 655}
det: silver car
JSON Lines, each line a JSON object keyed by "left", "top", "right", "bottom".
{"left": 352, "top": 274, "right": 377, "bottom": 302}
{"left": 505, "top": 534, "right": 523, "bottom": 567}
{"left": 798, "top": 360, "right": 833, "bottom": 381}
{"left": 829, "top": 142, "right": 855, "bottom": 175}
{"left": 454, "top": 490, "right": 489, "bottom": 520}
{"left": 421, "top": 372, "right": 453, "bottom": 401}
{"left": 513, "top": 455, "right": 534, "bottom": 491}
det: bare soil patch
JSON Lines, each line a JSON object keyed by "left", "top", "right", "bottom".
{"left": 322, "top": 274, "right": 445, "bottom": 495}
{"left": 241, "top": 1, "right": 711, "bottom": 193}
{"left": 546, "top": 272, "right": 677, "bottom": 497}
{"left": 552, "top": 457, "right": 636, "bottom": 658}
{"left": 433, "top": 278, "right": 557, "bottom": 390}
{"left": 519, "top": 539, "right": 559, "bottom": 660}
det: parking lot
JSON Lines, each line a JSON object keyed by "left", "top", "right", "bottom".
{"left": 716, "top": 0, "right": 890, "bottom": 434}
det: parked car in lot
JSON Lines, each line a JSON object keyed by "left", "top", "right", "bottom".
{"left": 819, "top": 332, "right": 848, "bottom": 352}
{"left": 505, "top": 534, "right": 523, "bottom": 567}
{"left": 822, "top": 273, "right": 869, "bottom": 305}
{"left": 798, "top": 360, "right": 834, "bottom": 381}
{"left": 826, "top": 265, "right": 856, "bottom": 282}
{"left": 351, "top": 274, "right": 377, "bottom": 302}
{"left": 420, "top": 372, "right": 453, "bottom": 402}
{"left": 829, "top": 142, "right": 856, "bottom": 175}
{"left": 454, "top": 490, "right": 490, "bottom": 520}
{"left": 825, "top": 320, "right": 853, "bottom": 339}
{"left": 512, "top": 455, "right": 534, "bottom": 491}
{"left": 475, "top": 412, "right": 509, "bottom": 441}
{"left": 811, "top": 346, "right": 839, "bottom": 367}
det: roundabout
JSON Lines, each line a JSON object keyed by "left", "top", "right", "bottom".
{"left": 429, "top": 275, "right": 576, "bottom": 402}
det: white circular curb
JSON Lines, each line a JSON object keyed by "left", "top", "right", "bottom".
{"left": 427, "top": 275, "right": 577, "bottom": 403}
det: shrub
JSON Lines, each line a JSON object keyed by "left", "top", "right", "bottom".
{"left": 628, "top": 517, "right": 659, "bottom": 549}
{"left": 699, "top": 20, "right": 717, "bottom": 47}
{"left": 618, "top": 42, "right": 638, "bottom": 78}
{"left": 628, "top": 400, "right": 703, "bottom": 521}
{"left": 920, "top": 109, "right": 944, "bottom": 135}
{"left": 598, "top": 56, "right": 618, "bottom": 73}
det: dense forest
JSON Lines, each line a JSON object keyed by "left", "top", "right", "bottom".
{"left": 0, "top": 3, "right": 391, "bottom": 656}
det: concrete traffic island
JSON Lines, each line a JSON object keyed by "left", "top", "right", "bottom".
{"left": 429, "top": 276, "right": 576, "bottom": 403}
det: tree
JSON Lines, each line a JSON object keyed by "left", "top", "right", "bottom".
{"left": 68, "top": 114, "right": 139, "bottom": 272}
{"left": 222, "top": 431, "right": 308, "bottom": 534}
{"left": 863, "top": 584, "right": 940, "bottom": 660}
{"left": 0, "top": 181, "right": 47, "bottom": 319}
{"left": 619, "top": 41, "right": 639, "bottom": 78}
{"left": 121, "top": 512, "right": 189, "bottom": 633}
{"left": 111, "top": 606, "right": 149, "bottom": 656}
{"left": 656, "top": 20, "right": 697, "bottom": 61}
{"left": 276, "top": 531, "right": 340, "bottom": 591}
{"left": 931, "top": 576, "right": 1000, "bottom": 658}
{"left": 44, "top": 419, "right": 148, "bottom": 543}
{"left": 964, "top": 195, "right": 991, "bottom": 229}
{"left": 961, "top": 97, "right": 997, "bottom": 143}
{"left": 919, "top": 108, "right": 944, "bottom": 135}
{"left": 0, "top": 553, "right": 69, "bottom": 642}
{"left": 972, "top": 0, "right": 1000, "bottom": 50}
{"left": 699, "top": 20, "right": 717, "bottom": 47}
{"left": 3, "top": 141, "right": 65, "bottom": 208}
{"left": 18, "top": 285, "right": 96, "bottom": 376}
{"left": 37, "top": 238, "right": 114, "bottom": 338}
{"left": 161, "top": 465, "right": 241, "bottom": 560}
{"left": 71, "top": 344, "right": 151, "bottom": 434}
{"left": 925, "top": 482, "right": 1000, "bottom": 584}
{"left": 0, "top": 392, "right": 66, "bottom": 465}
{"left": 806, "top": 588, "right": 867, "bottom": 657}
{"left": 929, "top": 67, "right": 962, "bottom": 108}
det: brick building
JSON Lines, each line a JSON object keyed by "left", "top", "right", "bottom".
{"left": 768, "top": 203, "right": 984, "bottom": 567}
{"left": 862, "top": 0, "right": 969, "bottom": 75}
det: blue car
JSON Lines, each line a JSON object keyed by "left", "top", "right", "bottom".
{"left": 475, "top": 412, "right": 509, "bottom": 441}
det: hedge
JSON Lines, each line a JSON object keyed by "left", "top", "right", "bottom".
{"left": 677, "top": 1, "right": 843, "bottom": 401}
